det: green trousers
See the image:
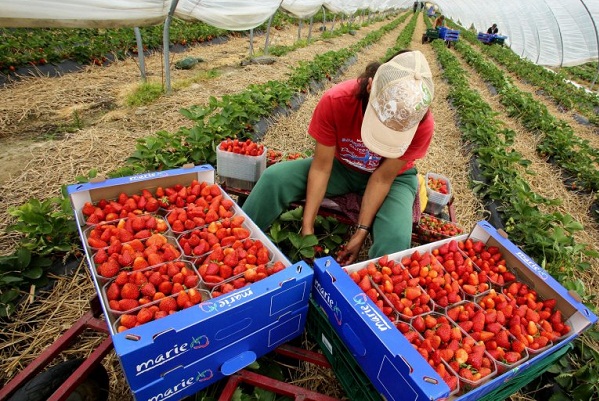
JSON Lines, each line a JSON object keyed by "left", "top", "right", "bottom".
{"left": 241, "top": 158, "right": 418, "bottom": 258}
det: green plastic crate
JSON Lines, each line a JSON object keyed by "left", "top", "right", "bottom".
{"left": 306, "top": 298, "right": 572, "bottom": 401}
{"left": 306, "top": 299, "right": 381, "bottom": 401}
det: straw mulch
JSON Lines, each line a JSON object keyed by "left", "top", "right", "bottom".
{"left": 1, "top": 12, "right": 599, "bottom": 401}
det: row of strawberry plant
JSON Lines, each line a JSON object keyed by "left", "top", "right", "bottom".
{"left": 562, "top": 62, "right": 599, "bottom": 88}
{"left": 431, "top": 39, "right": 599, "bottom": 401}
{"left": 0, "top": 9, "right": 345, "bottom": 75}
{"left": 456, "top": 27, "right": 599, "bottom": 127}
{"left": 0, "top": 13, "right": 408, "bottom": 317}
{"left": 452, "top": 40, "right": 599, "bottom": 217}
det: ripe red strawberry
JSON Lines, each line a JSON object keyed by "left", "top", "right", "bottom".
{"left": 120, "top": 314, "right": 137, "bottom": 329}
{"left": 106, "top": 283, "right": 120, "bottom": 300}
{"left": 467, "top": 352, "right": 483, "bottom": 369}
{"left": 98, "top": 259, "right": 120, "bottom": 278}
{"left": 115, "top": 271, "right": 129, "bottom": 285}
{"left": 436, "top": 323, "right": 452, "bottom": 343}
{"left": 136, "top": 307, "right": 153, "bottom": 324}
{"left": 140, "top": 283, "right": 156, "bottom": 298}
{"left": 118, "top": 298, "right": 139, "bottom": 311}
{"left": 177, "top": 290, "right": 191, "bottom": 308}
{"left": 121, "top": 283, "right": 140, "bottom": 299}
{"left": 93, "top": 248, "right": 108, "bottom": 264}
{"left": 159, "top": 297, "right": 178, "bottom": 313}
{"left": 495, "top": 330, "right": 510, "bottom": 348}
{"left": 188, "top": 288, "right": 203, "bottom": 304}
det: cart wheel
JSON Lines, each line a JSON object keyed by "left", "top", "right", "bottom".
{"left": 8, "top": 359, "right": 109, "bottom": 401}
{"left": 421, "top": 34, "right": 426, "bottom": 44}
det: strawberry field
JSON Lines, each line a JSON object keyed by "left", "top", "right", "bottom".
{"left": 1, "top": 10, "right": 599, "bottom": 401}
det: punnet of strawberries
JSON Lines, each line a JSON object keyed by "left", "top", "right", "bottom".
{"left": 427, "top": 175, "right": 449, "bottom": 195}
{"left": 85, "top": 214, "right": 169, "bottom": 250}
{"left": 344, "top": 237, "right": 572, "bottom": 396}
{"left": 415, "top": 213, "right": 464, "bottom": 242}
{"left": 219, "top": 138, "right": 265, "bottom": 156}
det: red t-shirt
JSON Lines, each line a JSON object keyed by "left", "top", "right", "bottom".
{"left": 308, "top": 79, "right": 435, "bottom": 175}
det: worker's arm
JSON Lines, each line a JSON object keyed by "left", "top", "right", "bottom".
{"left": 336, "top": 157, "right": 408, "bottom": 265}
{"left": 301, "top": 142, "right": 336, "bottom": 235}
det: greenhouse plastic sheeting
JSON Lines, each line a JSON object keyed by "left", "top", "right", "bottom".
{"left": 0, "top": 0, "right": 170, "bottom": 28}
{"left": 0, "top": 0, "right": 598, "bottom": 68}
{"left": 175, "top": 0, "right": 282, "bottom": 31}
{"left": 281, "top": 0, "right": 324, "bottom": 20}
{"left": 411, "top": 0, "right": 599, "bottom": 67}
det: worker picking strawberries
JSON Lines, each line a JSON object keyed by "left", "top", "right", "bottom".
{"left": 242, "top": 50, "right": 435, "bottom": 265}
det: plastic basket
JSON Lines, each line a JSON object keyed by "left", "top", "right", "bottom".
{"left": 306, "top": 299, "right": 382, "bottom": 401}
{"left": 424, "top": 172, "right": 452, "bottom": 215}
{"left": 216, "top": 146, "right": 266, "bottom": 184}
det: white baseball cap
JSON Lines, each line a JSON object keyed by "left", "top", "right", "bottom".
{"left": 361, "top": 51, "right": 434, "bottom": 158}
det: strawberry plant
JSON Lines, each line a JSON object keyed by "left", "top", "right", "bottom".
{"left": 268, "top": 206, "right": 348, "bottom": 263}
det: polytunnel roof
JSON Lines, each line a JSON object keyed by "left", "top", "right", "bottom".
{"left": 0, "top": 0, "right": 598, "bottom": 67}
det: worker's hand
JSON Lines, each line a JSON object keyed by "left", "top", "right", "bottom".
{"left": 336, "top": 232, "right": 366, "bottom": 266}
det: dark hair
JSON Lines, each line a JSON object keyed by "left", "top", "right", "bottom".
{"left": 356, "top": 49, "right": 413, "bottom": 113}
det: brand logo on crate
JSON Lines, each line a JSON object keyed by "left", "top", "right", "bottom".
{"left": 199, "top": 287, "right": 254, "bottom": 313}
{"left": 136, "top": 335, "right": 209, "bottom": 376}
{"left": 129, "top": 171, "right": 169, "bottom": 182}
{"left": 515, "top": 251, "right": 549, "bottom": 280}
{"left": 352, "top": 293, "right": 393, "bottom": 332}
{"left": 146, "top": 369, "right": 214, "bottom": 401}
{"left": 314, "top": 280, "right": 343, "bottom": 325}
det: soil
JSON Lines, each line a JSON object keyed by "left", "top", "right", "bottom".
{"left": 1, "top": 11, "right": 599, "bottom": 401}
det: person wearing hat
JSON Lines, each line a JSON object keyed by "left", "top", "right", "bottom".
{"left": 241, "top": 50, "right": 435, "bottom": 265}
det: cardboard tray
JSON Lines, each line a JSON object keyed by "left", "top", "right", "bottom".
{"left": 311, "top": 220, "right": 597, "bottom": 401}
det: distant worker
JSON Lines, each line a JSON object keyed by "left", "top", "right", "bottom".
{"left": 413, "top": 1, "right": 418, "bottom": 13}
{"left": 487, "top": 23, "right": 498, "bottom": 34}
{"left": 427, "top": 5, "right": 435, "bottom": 18}
{"left": 434, "top": 15, "right": 445, "bottom": 29}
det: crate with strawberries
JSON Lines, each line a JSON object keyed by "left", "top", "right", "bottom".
{"left": 413, "top": 213, "right": 464, "bottom": 243}
{"left": 67, "top": 165, "right": 314, "bottom": 396}
{"left": 217, "top": 138, "right": 267, "bottom": 190}
{"left": 311, "top": 220, "right": 596, "bottom": 401}
{"left": 424, "top": 172, "right": 452, "bottom": 215}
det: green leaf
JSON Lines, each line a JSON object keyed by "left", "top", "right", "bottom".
{"left": 554, "top": 373, "right": 573, "bottom": 388}
{"left": 572, "top": 383, "right": 597, "bottom": 400}
{"left": 0, "top": 288, "right": 20, "bottom": 303}
{"left": 22, "top": 265, "right": 43, "bottom": 280}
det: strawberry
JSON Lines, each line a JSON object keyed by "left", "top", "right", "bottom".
{"left": 120, "top": 314, "right": 137, "bottom": 329}
{"left": 177, "top": 290, "right": 191, "bottom": 308}
{"left": 436, "top": 323, "right": 452, "bottom": 342}
{"left": 106, "top": 282, "right": 120, "bottom": 300}
{"left": 98, "top": 259, "right": 120, "bottom": 278}
{"left": 136, "top": 307, "right": 153, "bottom": 324}
{"left": 412, "top": 316, "right": 425, "bottom": 333}
{"left": 121, "top": 283, "right": 140, "bottom": 299}
{"left": 159, "top": 297, "right": 178, "bottom": 313}
{"left": 467, "top": 352, "right": 483, "bottom": 369}
{"left": 140, "top": 283, "right": 156, "bottom": 298}
{"left": 495, "top": 330, "right": 510, "bottom": 348}
{"left": 118, "top": 298, "right": 139, "bottom": 311}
